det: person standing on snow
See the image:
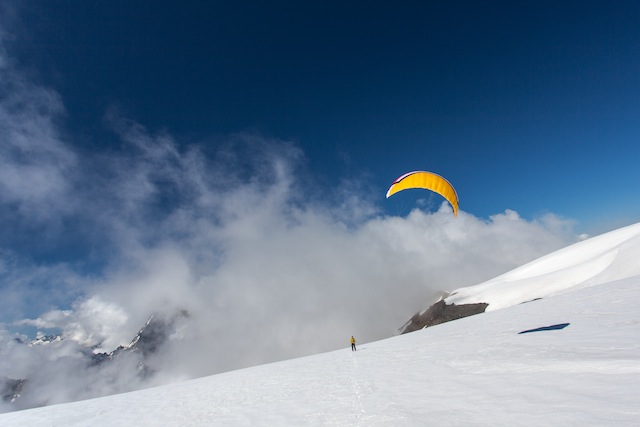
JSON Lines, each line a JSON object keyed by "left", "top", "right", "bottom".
{"left": 350, "top": 336, "right": 357, "bottom": 351}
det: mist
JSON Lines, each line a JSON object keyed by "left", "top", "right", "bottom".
{"left": 0, "top": 21, "right": 581, "bottom": 412}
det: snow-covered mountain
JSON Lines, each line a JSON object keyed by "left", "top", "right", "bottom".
{"left": 93, "top": 309, "right": 190, "bottom": 365}
{"left": 28, "top": 334, "right": 63, "bottom": 346}
{"left": 445, "top": 221, "right": 640, "bottom": 309}
{"left": 2, "top": 222, "right": 639, "bottom": 425}
{"left": 1, "top": 310, "right": 190, "bottom": 410}
{"left": 400, "top": 222, "right": 640, "bottom": 333}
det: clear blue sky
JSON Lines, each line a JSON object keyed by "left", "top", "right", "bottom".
{"left": 4, "top": 1, "right": 640, "bottom": 231}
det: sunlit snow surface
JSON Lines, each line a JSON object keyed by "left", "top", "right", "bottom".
{"left": 3, "top": 224, "right": 640, "bottom": 426}
{"left": 446, "top": 222, "right": 640, "bottom": 311}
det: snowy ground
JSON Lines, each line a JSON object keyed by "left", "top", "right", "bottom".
{"left": 2, "top": 224, "right": 640, "bottom": 426}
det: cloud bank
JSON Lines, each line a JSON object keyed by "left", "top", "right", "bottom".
{"left": 0, "top": 21, "right": 580, "bottom": 412}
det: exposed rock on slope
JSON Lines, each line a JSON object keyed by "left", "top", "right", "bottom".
{"left": 399, "top": 299, "right": 488, "bottom": 334}
{"left": 0, "top": 377, "right": 25, "bottom": 404}
{"left": 4, "top": 310, "right": 190, "bottom": 411}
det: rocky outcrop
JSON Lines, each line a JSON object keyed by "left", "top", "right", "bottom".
{"left": 6, "top": 309, "right": 191, "bottom": 410}
{"left": 1, "top": 377, "right": 25, "bottom": 403}
{"left": 399, "top": 299, "right": 488, "bottom": 334}
{"left": 92, "top": 309, "right": 190, "bottom": 366}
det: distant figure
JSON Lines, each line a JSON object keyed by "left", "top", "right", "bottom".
{"left": 350, "top": 336, "right": 357, "bottom": 351}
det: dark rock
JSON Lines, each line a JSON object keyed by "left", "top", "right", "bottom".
{"left": 399, "top": 299, "right": 489, "bottom": 334}
{"left": 2, "top": 309, "right": 190, "bottom": 411}
{"left": 1, "top": 377, "right": 26, "bottom": 403}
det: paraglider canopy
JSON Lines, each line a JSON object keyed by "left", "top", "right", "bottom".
{"left": 386, "top": 171, "right": 459, "bottom": 217}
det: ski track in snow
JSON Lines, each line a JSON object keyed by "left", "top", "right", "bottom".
{"left": 348, "top": 351, "right": 365, "bottom": 423}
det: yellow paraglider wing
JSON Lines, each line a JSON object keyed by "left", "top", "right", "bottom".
{"left": 386, "top": 171, "right": 459, "bottom": 217}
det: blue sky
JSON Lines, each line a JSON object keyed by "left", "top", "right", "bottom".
{"left": 0, "top": 2, "right": 639, "bottom": 346}
{"left": 5, "top": 1, "right": 638, "bottom": 231}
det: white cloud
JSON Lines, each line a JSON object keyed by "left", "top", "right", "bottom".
{"left": 0, "top": 59, "right": 77, "bottom": 222}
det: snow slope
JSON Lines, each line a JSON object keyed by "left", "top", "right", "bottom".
{"left": 446, "top": 222, "right": 640, "bottom": 310}
{"left": 2, "top": 223, "right": 640, "bottom": 426}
